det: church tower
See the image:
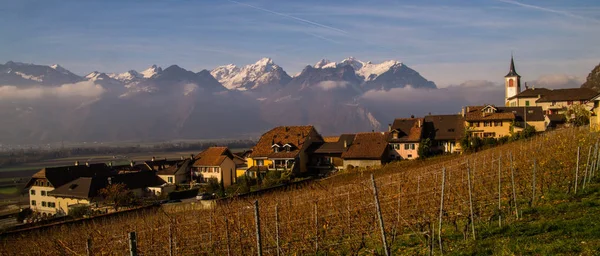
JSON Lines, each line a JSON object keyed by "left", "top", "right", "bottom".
{"left": 505, "top": 55, "right": 521, "bottom": 106}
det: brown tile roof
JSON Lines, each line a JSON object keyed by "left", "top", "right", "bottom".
{"left": 323, "top": 136, "right": 340, "bottom": 143}
{"left": 389, "top": 118, "right": 424, "bottom": 142}
{"left": 536, "top": 88, "right": 600, "bottom": 102}
{"left": 249, "top": 126, "right": 323, "bottom": 159}
{"left": 314, "top": 134, "right": 356, "bottom": 154}
{"left": 498, "top": 106, "right": 545, "bottom": 122}
{"left": 465, "top": 106, "right": 516, "bottom": 121}
{"left": 424, "top": 115, "right": 465, "bottom": 141}
{"left": 25, "top": 163, "right": 113, "bottom": 188}
{"left": 507, "top": 88, "right": 552, "bottom": 100}
{"left": 341, "top": 132, "right": 388, "bottom": 160}
{"left": 193, "top": 147, "right": 233, "bottom": 167}
{"left": 49, "top": 171, "right": 165, "bottom": 199}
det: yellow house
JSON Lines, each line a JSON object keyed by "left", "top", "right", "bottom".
{"left": 157, "top": 159, "right": 191, "bottom": 185}
{"left": 48, "top": 171, "right": 166, "bottom": 215}
{"left": 247, "top": 126, "right": 324, "bottom": 176}
{"left": 423, "top": 114, "right": 465, "bottom": 154}
{"left": 464, "top": 105, "right": 547, "bottom": 138}
{"left": 191, "top": 147, "right": 237, "bottom": 187}
{"left": 24, "top": 163, "right": 112, "bottom": 216}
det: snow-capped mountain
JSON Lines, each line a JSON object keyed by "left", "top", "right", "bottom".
{"left": 313, "top": 57, "right": 436, "bottom": 89}
{"left": 140, "top": 65, "right": 162, "bottom": 78}
{"left": 108, "top": 70, "right": 142, "bottom": 82}
{"left": 210, "top": 58, "right": 291, "bottom": 91}
{"left": 0, "top": 61, "right": 82, "bottom": 86}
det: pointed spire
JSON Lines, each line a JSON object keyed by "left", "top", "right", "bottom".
{"left": 505, "top": 54, "right": 521, "bottom": 78}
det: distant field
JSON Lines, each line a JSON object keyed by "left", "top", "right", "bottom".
{"left": 0, "top": 187, "right": 18, "bottom": 196}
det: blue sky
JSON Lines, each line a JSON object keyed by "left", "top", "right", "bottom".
{"left": 1, "top": 0, "right": 599, "bottom": 86}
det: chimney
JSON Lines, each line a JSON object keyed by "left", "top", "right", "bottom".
{"left": 151, "top": 156, "right": 155, "bottom": 162}
{"left": 74, "top": 161, "right": 79, "bottom": 166}
{"left": 190, "top": 154, "right": 194, "bottom": 159}
{"left": 181, "top": 156, "right": 184, "bottom": 160}
{"left": 85, "top": 162, "right": 89, "bottom": 167}
{"left": 418, "top": 119, "right": 422, "bottom": 128}
{"left": 130, "top": 161, "right": 135, "bottom": 167}
{"left": 410, "top": 115, "right": 415, "bottom": 118}
{"left": 108, "top": 161, "right": 112, "bottom": 167}
{"left": 108, "top": 177, "right": 112, "bottom": 185}
{"left": 388, "top": 124, "right": 391, "bottom": 132}
{"left": 344, "top": 140, "right": 347, "bottom": 148}
{"left": 466, "top": 106, "right": 470, "bottom": 113}
{"left": 461, "top": 107, "right": 465, "bottom": 117}
{"left": 525, "top": 82, "right": 528, "bottom": 90}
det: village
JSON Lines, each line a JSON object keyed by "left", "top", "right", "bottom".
{"left": 16, "top": 57, "right": 600, "bottom": 225}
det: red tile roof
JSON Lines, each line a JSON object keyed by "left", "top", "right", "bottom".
{"left": 250, "top": 126, "right": 322, "bottom": 159}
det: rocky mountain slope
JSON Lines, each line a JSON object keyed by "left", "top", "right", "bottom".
{"left": 581, "top": 63, "right": 600, "bottom": 91}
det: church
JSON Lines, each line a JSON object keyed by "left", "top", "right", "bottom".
{"left": 504, "top": 56, "right": 600, "bottom": 118}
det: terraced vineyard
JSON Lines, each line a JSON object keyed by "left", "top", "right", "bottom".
{"left": 2, "top": 127, "right": 599, "bottom": 255}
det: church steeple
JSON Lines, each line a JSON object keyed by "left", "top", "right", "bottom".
{"left": 505, "top": 55, "right": 520, "bottom": 78}
{"left": 504, "top": 54, "right": 522, "bottom": 106}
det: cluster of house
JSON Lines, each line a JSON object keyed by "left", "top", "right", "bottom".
{"left": 24, "top": 56, "right": 600, "bottom": 218}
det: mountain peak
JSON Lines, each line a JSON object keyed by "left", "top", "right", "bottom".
{"left": 255, "top": 57, "right": 274, "bottom": 66}
{"left": 141, "top": 65, "right": 162, "bottom": 78}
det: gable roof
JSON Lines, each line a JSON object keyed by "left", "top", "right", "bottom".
{"left": 536, "top": 88, "right": 600, "bottom": 102}
{"left": 507, "top": 88, "right": 552, "bottom": 100}
{"left": 389, "top": 118, "right": 424, "bottom": 142}
{"left": 25, "top": 163, "right": 113, "bottom": 188}
{"left": 157, "top": 159, "right": 191, "bottom": 175}
{"left": 465, "top": 106, "right": 516, "bottom": 121}
{"left": 314, "top": 134, "right": 356, "bottom": 154}
{"left": 341, "top": 132, "right": 388, "bottom": 160}
{"left": 250, "top": 126, "right": 323, "bottom": 159}
{"left": 424, "top": 114, "right": 465, "bottom": 141}
{"left": 193, "top": 147, "right": 233, "bottom": 167}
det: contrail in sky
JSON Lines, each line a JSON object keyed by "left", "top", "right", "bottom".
{"left": 496, "top": 0, "right": 600, "bottom": 23}
{"left": 227, "top": 0, "right": 348, "bottom": 34}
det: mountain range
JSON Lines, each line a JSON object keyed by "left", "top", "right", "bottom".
{"left": 0, "top": 58, "right": 437, "bottom": 144}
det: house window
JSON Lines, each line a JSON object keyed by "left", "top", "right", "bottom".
{"left": 256, "top": 160, "right": 264, "bottom": 166}
{"left": 483, "top": 132, "right": 496, "bottom": 138}
{"left": 31, "top": 200, "right": 36, "bottom": 206}
{"left": 525, "top": 100, "right": 530, "bottom": 106}
{"left": 168, "top": 177, "right": 174, "bottom": 183}
{"left": 404, "top": 144, "right": 409, "bottom": 150}
{"left": 285, "top": 146, "right": 290, "bottom": 152}
{"left": 484, "top": 121, "right": 491, "bottom": 127}
{"left": 410, "top": 144, "right": 416, "bottom": 150}
{"left": 216, "top": 168, "right": 220, "bottom": 173}
{"left": 568, "top": 101, "right": 573, "bottom": 105}
{"left": 273, "top": 147, "right": 279, "bottom": 153}
{"left": 42, "top": 201, "right": 47, "bottom": 207}
{"left": 551, "top": 101, "right": 556, "bottom": 106}
{"left": 407, "top": 154, "right": 413, "bottom": 158}
{"left": 508, "top": 79, "right": 514, "bottom": 87}
{"left": 30, "top": 189, "right": 35, "bottom": 195}
{"left": 476, "top": 122, "right": 480, "bottom": 127}
{"left": 495, "top": 121, "right": 502, "bottom": 127}
{"left": 48, "top": 202, "right": 55, "bottom": 208}
{"left": 448, "top": 128, "right": 455, "bottom": 132}
{"left": 580, "top": 100, "right": 585, "bottom": 104}
{"left": 392, "top": 132, "right": 398, "bottom": 139}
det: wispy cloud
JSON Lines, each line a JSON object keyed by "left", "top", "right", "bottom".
{"left": 496, "top": 0, "right": 600, "bottom": 23}
{"left": 227, "top": 0, "right": 348, "bottom": 34}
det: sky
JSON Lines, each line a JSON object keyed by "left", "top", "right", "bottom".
{"left": 1, "top": 0, "right": 599, "bottom": 87}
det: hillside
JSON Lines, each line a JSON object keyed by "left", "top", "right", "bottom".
{"left": 581, "top": 63, "right": 600, "bottom": 91}
{"left": 2, "top": 127, "right": 599, "bottom": 255}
